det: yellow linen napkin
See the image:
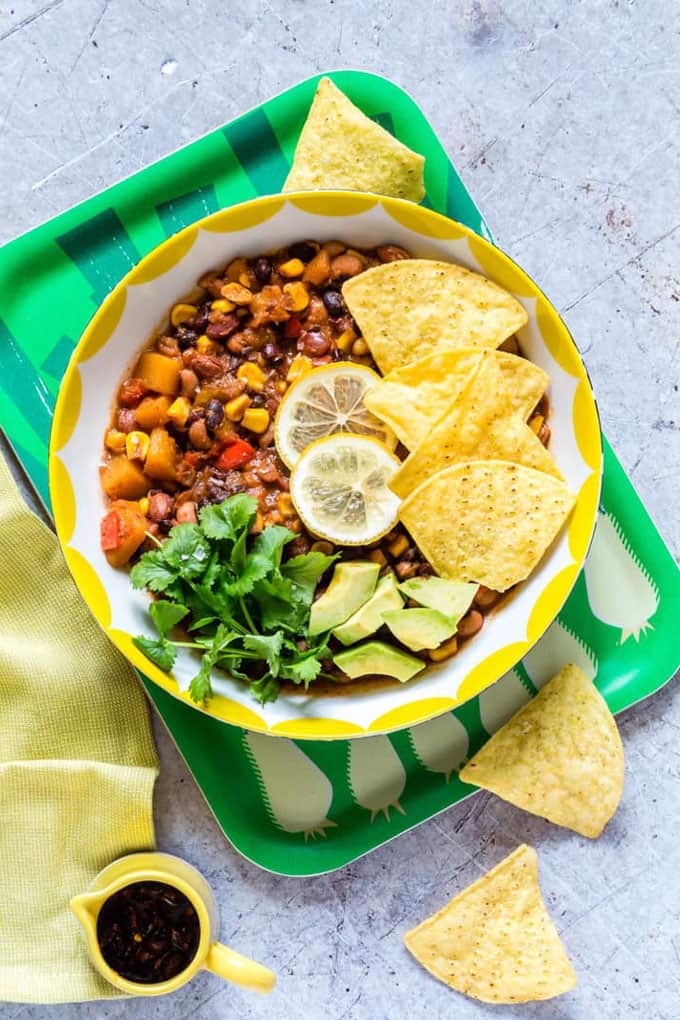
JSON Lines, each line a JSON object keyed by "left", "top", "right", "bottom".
{"left": 0, "top": 453, "right": 159, "bottom": 1004}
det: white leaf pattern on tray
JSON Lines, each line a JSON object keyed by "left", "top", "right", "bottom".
{"left": 348, "top": 736, "right": 406, "bottom": 822}
{"left": 407, "top": 713, "right": 469, "bottom": 782}
{"left": 584, "top": 511, "right": 659, "bottom": 643}
{"left": 523, "top": 619, "right": 598, "bottom": 689}
{"left": 243, "top": 732, "right": 337, "bottom": 840}
{"left": 478, "top": 668, "right": 532, "bottom": 734}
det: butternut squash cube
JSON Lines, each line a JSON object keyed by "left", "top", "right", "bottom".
{"left": 144, "top": 428, "right": 177, "bottom": 481}
{"left": 137, "top": 352, "right": 181, "bottom": 396}
{"left": 100, "top": 456, "right": 150, "bottom": 500}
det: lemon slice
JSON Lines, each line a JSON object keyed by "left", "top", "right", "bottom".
{"left": 275, "top": 362, "right": 396, "bottom": 468}
{"left": 290, "top": 434, "right": 402, "bottom": 545}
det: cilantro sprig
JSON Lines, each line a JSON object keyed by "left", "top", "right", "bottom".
{"left": 131, "top": 494, "right": 336, "bottom": 705}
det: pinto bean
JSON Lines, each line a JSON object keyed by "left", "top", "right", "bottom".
{"left": 394, "top": 560, "right": 419, "bottom": 580}
{"left": 175, "top": 501, "right": 197, "bottom": 524}
{"left": 376, "top": 244, "right": 409, "bottom": 262}
{"left": 474, "top": 586, "right": 502, "bottom": 610}
{"left": 192, "top": 354, "right": 223, "bottom": 379}
{"left": 330, "top": 253, "right": 364, "bottom": 278}
{"left": 188, "top": 418, "right": 211, "bottom": 450}
{"left": 179, "top": 369, "right": 198, "bottom": 399}
{"left": 299, "top": 331, "right": 331, "bottom": 356}
{"left": 117, "top": 408, "right": 137, "bottom": 433}
{"left": 148, "top": 491, "right": 175, "bottom": 521}
{"left": 457, "top": 609, "right": 484, "bottom": 639}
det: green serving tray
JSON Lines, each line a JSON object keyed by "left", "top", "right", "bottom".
{"left": 1, "top": 71, "right": 678, "bottom": 876}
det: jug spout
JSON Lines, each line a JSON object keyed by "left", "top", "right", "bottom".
{"left": 70, "top": 890, "right": 106, "bottom": 936}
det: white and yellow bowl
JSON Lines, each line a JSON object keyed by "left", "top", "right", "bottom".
{"left": 49, "top": 192, "right": 602, "bottom": 740}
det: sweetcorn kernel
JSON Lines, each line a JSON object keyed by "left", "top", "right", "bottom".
{"left": 225, "top": 394, "right": 252, "bottom": 421}
{"left": 367, "top": 548, "right": 388, "bottom": 566}
{"left": 126, "top": 431, "right": 150, "bottom": 461}
{"left": 211, "top": 298, "right": 235, "bottom": 313}
{"left": 275, "top": 380, "right": 288, "bottom": 395}
{"left": 277, "top": 493, "right": 295, "bottom": 517}
{"left": 226, "top": 257, "right": 248, "bottom": 282}
{"left": 170, "top": 303, "right": 197, "bottom": 328}
{"left": 336, "top": 328, "right": 357, "bottom": 353}
{"left": 283, "top": 281, "right": 309, "bottom": 311}
{"left": 105, "top": 428, "right": 127, "bottom": 453}
{"left": 278, "top": 258, "right": 304, "bottom": 278}
{"left": 236, "top": 362, "right": 267, "bottom": 392}
{"left": 221, "top": 282, "right": 252, "bottom": 305}
{"left": 286, "top": 355, "right": 313, "bottom": 382}
{"left": 167, "top": 396, "right": 192, "bottom": 427}
{"left": 428, "top": 636, "right": 458, "bottom": 661}
{"left": 311, "top": 540, "right": 335, "bottom": 555}
{"left": 241, "top": 408, "right": 270, "bottom": 434}
{"left": 529, "top": 414, "right": 544, "bottom": 435}
{"left": 138, "top": 497, "right": 150, "bottom": 516}
{"left": 196, "top": 335, "right": 219, "bottom": 355}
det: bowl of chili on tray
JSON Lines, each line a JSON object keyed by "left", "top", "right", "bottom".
{"left": 50, "top": 192, "right": 601, "bottom": 739}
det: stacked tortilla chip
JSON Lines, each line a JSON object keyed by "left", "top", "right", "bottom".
{"left": 343, "top": 263, "right": 576, "bottom": 591}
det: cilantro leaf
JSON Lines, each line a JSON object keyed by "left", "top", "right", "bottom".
{"left": 130, "top": 550, "right": 179, "bottom": 593}
{"left": 189, "top": 655, "right": 213, "bottom": 704}
{"left": 281, "top": 654, "right": 323, "bottom": 688}
{"left": 282, "top": 551, "right": 337, "bottom": 598}
{"left": 243, "top": 632, "right": 284, "bottom": 676}
{"left": 251, "top": 525, "right": 296, "bottom": 569}
{"left": 200, "top": 494, "right": 257, "bottom": 541}
{"left": 252, "top": 577, "right": 310, "bottom": 633}
{"left": 250, "top": 674, "right": 281, "bottom": 705}
{"left": 150, "top": 600, "right": 188, "bottom": 637}
{"left": 161, "top": 524, "right": 211, "bottom": 578}
{"left": 133, "top": 634, "right": 176, "bottom": 672}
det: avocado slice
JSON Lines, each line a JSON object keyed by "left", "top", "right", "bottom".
{"left": 334, "top": 640, "right": 424, "bottom": 683}
{"left": 333, "top": 572, "right": 404, "bottom": 646}
{"left": 308, "top": 560, "right": 379, "bottom": 636}
{"left": 382, "top": 607, "right": 457, "bottom": 652}
{"left": 399, "top": 576, "right": 477, "bottom": 622}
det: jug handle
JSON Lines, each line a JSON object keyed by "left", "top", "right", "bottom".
{"left": 204, "top": 942, "right": 276, "bottom": 993}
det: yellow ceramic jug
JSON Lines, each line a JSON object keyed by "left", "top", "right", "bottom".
{"left": 70, "top": 851, "right": 276, "bottom": 997}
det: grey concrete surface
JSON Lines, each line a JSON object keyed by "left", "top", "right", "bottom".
{"left": 1, "top": 1, "right": 679, "bottom": 1018}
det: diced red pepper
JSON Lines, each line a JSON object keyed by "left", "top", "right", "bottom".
{"left": 216, "top": 437, "right": 255, "bottom": 471}
{"left": 101, "top": 510, "right": 122, "bottom": 551}
{"left": 284, "top": 315, "right": 302, "bottom": 339}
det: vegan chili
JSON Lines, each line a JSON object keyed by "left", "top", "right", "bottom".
{"left": 100, "top": 239, "right": 550, "bottom": 670}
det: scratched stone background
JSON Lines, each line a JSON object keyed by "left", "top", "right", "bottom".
{"left": 1, "top": 1, "right": 679, "bottom": 1018}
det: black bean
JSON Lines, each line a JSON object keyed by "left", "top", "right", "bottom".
{"left": 254, "top": 257, "right": 272, "bottom": 283}
{"left": 263, "top": 342, "right": 284, "bottom": 363}
{"left": 289, "top": 240, "right": 318, "bottom": 262}
{"left": 175, "top": 325, "right": 198, "bottom": 349}
{"left": 322, "top": 289, "right": 346, "bottom": 317}
{"left": 204, "top": 398, "right": 224, "bottom": 430}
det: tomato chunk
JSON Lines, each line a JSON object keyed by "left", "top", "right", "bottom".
{"left": 216, "top": 437, "right": 255, "bottom": 471}
{"left": 284, "top": 315, "right": 302, "bottom": 339}
{"left": 101, "top": 502, "right": 148, "bottom": 567}
{"left": 101, "top": 510, "right": 121, "bottom": 551}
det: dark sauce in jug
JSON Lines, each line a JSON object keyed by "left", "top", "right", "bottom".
{"left": 96, "top": 880, "right": 200, "bottom": 983}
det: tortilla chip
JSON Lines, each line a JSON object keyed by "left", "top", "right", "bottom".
{"left": 390, "top": 354, "right": 560, "bottom": 497}
{"left": 459, "top": 665, "right": 624, "bottom": 838}
{"left": 342, "top": 260, "right": 528, "bottom": 374}
{"left": 404, "top": 844, "right": 577, "bottom": 1003}
{"left": 283, "top": 78, "right": 425, "bottom": 201}
{"left": 399, "top": 461, "right": 575, "bottom": 591}
{"left": 364, "top": 348, "right": 548, "bottom": 450}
